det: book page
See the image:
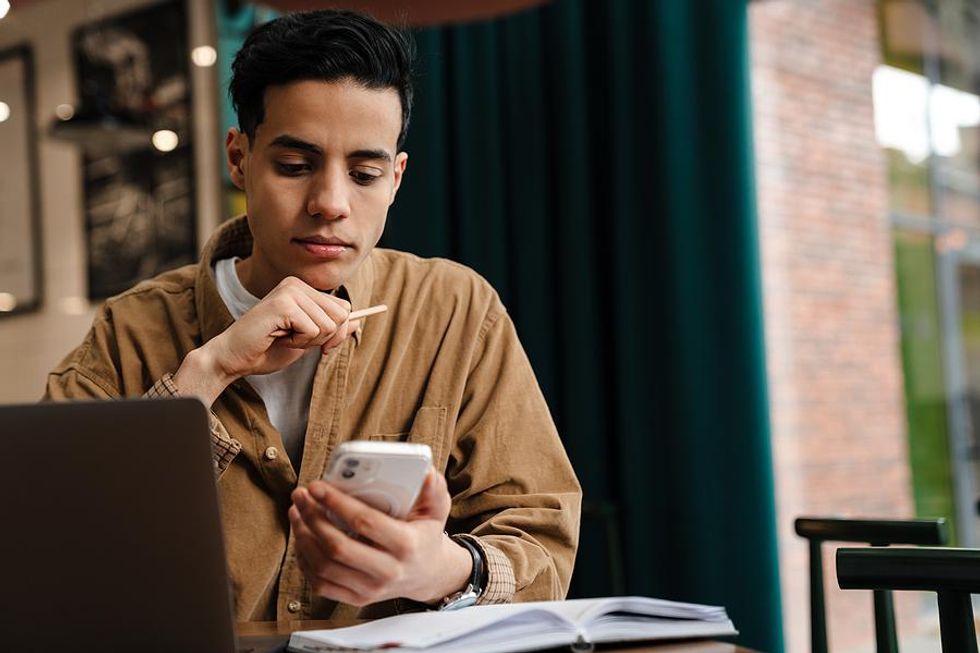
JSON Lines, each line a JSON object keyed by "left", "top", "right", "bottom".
{"left": 288, "top": 596, "right": 734, "bottom": 652}
{"left": 291, "top": 603, "right": 574, "bottom": 650}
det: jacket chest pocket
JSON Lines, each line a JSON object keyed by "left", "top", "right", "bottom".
{"left": 368, "top": 406, "right": 449, "bottom": 472}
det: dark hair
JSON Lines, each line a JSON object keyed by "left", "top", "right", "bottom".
{"left": 230, "top": 9, "right": 415, "bottom": 148}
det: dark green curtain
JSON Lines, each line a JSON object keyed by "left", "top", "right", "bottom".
{"left": 383, "top": 1, "right": 783, "bottom": 651}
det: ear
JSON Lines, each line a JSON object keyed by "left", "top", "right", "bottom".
{"left": 389, "top": 151, "right": 408, "bottom": 205}
{"left": 225, "top": 128, "right": 249, "bottom": 191}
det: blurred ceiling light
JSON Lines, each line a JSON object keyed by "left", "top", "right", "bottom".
{"left": 0, "top": 293, "right": 16, "bottom": 312}
{"left": 873, "top": 65, "right": 980, "bottom": 164}
{"left": 55, "top": 104, "right": 75, "bottom": 121}
{"left": 0, "top": 1, "right": 10, "bottom": 21}
{"left": 0, "top": 101, "right": 9, "bottom": 123}
{"left": 191, "top": 45, "right": 217, "bottom": 67}
{"left": 152, "top": 129, "right": 179, "bottom": 152}
{"left": 60, "top": 297, "right": 90, "bottom": 316}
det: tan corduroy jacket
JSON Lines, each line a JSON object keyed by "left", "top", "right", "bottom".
{"left": 45, "top": 216, "right": 581, "bottom": 623}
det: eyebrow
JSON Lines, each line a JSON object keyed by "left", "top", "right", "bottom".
{"left": 269, "top": 135, "right": 392, "bottom": 163}
{"left": 270, "top": 135, "right": 321, "bottom": 155}
{"left": 349, "top": 149, "right": 392, "bottom": 163}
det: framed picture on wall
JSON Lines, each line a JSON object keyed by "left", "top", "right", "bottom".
{"left": 71, "top": 0, "right": 196, "bottom": 300}
{"left": 0, "top": 45, "right": 42, "bottom": 317}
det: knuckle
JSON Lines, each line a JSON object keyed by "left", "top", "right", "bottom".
{"left": 390, "top": 534, "right": 413, "bottom": 559}
{"left": 405, "top": 530, "right": 420, "bottom": 551}
{"left": 331, "top": 545, "right": 353, "bottom": 566}
{"left": 394, "top": 562, "right": 408, "bottom": 583}
{"left": 322, "top": 536, "right": 344, "bottom": 559}
{"left": 271, "top": 296, "right": 293, "bottom": 313}
{"left": 348, "top": 513, "right": 374, "bottom": 538}
{"left": 379, "top": 565, "right": 399, "bottom": 585}
{"left": 367, "top": 576, "right": 386, "bottom": 592}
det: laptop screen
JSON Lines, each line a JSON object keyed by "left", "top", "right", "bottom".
{"left": 0, "top": 398, "right": 237, "bottom": 653}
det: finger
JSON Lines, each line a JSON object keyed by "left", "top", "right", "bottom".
{"left": 406, "top": 469, "right": 451, "bottom": 521}
{"left": 301, "top": 286, "right": 351, "bottom": 326}
{"left": 290, "top": 503, "right": 329, "bottom": 568}
{"left": 294, "top": 487, "right": 397, "bottom": 576}
{"left": 292, "top": 498, "right": 399, "bottom": 605}
{"left": 307, "top": 481, "right": 415, "bottom": 559}
{"left": 322, "top": 319, "right": 360, "bottom": 355}
{"left": 268, "top": 277, "right": 349, "bottom": 343}
{"left": 292, "top": 510, "right": 379, "bottom": 595}
{"left": 321, "top": 319, "right": 351, "bottom": 352}
{"left": 310, "top": 577, "right": 368, "bottom": 606}
{"left": 268, "top": 295, "right": 322, "bottom": 348}
{"left": 314, "top": 559, "right": 381, "bottom": 598}
{"left": 292, "top": 291, "right": 339, "bottom": 348}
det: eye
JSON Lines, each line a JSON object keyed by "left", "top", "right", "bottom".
{"left": 351, "top": 170, "right": 381, "bottom": 186}
{"left": 277, "top": 162, "right": 310, "bottom": 176}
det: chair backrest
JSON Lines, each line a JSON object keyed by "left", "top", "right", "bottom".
{"left": 794, "top": 517, "right": 948, "bottom": 653}
{"left": 837, "top": 547, "right": 980, "bottom": 653}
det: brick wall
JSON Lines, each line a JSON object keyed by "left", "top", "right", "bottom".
{"left": 749, "top": 2, "right": 917, "bottom": 652}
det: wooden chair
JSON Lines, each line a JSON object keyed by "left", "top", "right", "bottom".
{"left": 794, "top": 517, "right": 948, "bottom": 653}
{"left": 837, "top": 547, "right": 980, "bottom": 653}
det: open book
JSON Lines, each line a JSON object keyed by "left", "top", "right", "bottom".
{"left": 287, "top": 596, "right": 737, "bottom": 653}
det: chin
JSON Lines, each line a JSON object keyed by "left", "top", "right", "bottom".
{"left": 279, "top": 253, "right": 361, "bottom": 292}
{"left": 298, "top": 268, "right": 346, "bottom": 292}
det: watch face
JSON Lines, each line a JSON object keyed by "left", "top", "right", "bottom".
{"left": 440, "top": 588, "right": 480, "bottom": 611}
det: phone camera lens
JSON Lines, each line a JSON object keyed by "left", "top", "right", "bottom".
{"left": 341, "top": 469, "right": 356, "bottom": 479}
{"left": 345, "top": 458, "right": 360, "bottom": 468}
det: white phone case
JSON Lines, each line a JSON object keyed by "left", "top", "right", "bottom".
{"left": 322, "top": 441, "right": 432, "bottom": 521}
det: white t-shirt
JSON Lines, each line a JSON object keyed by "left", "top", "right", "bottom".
{"left": 213, "top": 257, "right": 320, "bottom": 466}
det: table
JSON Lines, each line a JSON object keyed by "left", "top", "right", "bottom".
{"left": 236, "top": 621, "right": 758, "bottom": 653}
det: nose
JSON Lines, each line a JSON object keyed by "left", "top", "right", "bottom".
{"left": 306, "top": 165, "right": 351, "bottom": 220}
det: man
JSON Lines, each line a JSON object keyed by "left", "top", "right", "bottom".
{"left": 46, "top": 9, "right": 581, "bottom": 622}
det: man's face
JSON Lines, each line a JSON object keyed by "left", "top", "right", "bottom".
{"left": 226, "top": 79, "right": 407, "bottom": 296}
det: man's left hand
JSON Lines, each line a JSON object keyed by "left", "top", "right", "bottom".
{"left": 289, "top": 469, "right": 474, "bottom": 606}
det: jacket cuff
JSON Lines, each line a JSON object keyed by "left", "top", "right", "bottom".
{"left": 146, "top": 374, "right": 242, "bottom": 477}
{"left": 391, "top": 534, "right": 515, "bottom": 614}
{"left": 454, "top": 534, "right": 515, "bottom": 605}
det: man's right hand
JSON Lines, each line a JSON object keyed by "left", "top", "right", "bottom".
{"left": 172, "top": 276, "right": 355, "bottom": 406}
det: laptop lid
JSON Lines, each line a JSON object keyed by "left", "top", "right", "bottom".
{"left": 0, "top": 398, "right": 237, "bottom": 653}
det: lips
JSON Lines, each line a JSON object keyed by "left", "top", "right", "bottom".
{"left": 294, "top": 235, "right": 352, "bottom": 247}
{"left": 293, "top": 235, "right": 353, "bottom": 260}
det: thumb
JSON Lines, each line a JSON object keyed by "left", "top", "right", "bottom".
{"left": 407, "top": 468, "right": 451, "bottom": 522}
{"left": 320, "top": 319, "right": 361, "bottom": 355}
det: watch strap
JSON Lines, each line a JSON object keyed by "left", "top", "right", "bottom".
{"left": 436, "top": 534, "right": 485, "bottom": 610}
{"left": 451, "top": 534, "right": 484, "bottom": 593}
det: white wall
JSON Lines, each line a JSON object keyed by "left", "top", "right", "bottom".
{"left": 0, "top": 0, "right": 221, "bottom": 403}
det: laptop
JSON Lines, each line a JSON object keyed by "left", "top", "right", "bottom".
{"left": 0, "top": 398, "right": 253, "bottom": 653}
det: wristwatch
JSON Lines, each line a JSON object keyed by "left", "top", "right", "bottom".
{"left": 438, "top": 535, "right": 485, "bottom": 611}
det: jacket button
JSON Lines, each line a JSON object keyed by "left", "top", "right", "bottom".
{"left": 264, "top": 446, "right": 279, "bottom": 461}
{"left": 287, "top": 600, "right": 302, "bottom": 613}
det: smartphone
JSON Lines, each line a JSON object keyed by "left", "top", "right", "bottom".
{"left": 322, "top": 441, "right": 432, "bottom": 525}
